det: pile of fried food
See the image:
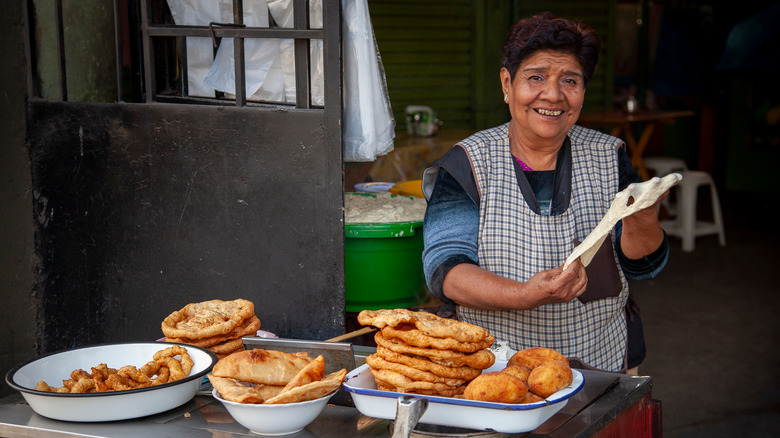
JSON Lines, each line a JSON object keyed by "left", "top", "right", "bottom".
{"left": 463, "top": 347, "right": 574, "bottom": 404}
{"left": 162, "top": 298, "right": 260, "bottom": 359}
{"left": 208, "top": 349, "right": 347, "bottom": 404}
{"left": 358, "top": 308, "right": 496, "bottom": 397}
{"left": 35, "top": 345, "right": 193, "bottom": 393}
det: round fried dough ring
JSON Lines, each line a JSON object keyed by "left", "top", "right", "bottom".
{"left": 161, "top": 299, "right": 255, "bottom": 340}
{"left": 381, "top": 324, "right": 494, "bottom": 353}
{"left": 374, "top": 332, "right": 496, "bottom": 369}
{"left": 375, "top": 346, "right": 483, "bottom": 380}
{"left": 154, "top": 345, "right": 193, "bottom": 376}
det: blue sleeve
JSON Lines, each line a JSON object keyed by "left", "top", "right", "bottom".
{"left": 422, "top": 168, "right": 479, "bottom": 304}
{"left": 615, "top": 146, "right": 670, "bottom": 279}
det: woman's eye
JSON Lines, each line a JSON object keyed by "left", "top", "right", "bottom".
{"left": 528, "top": 75, "right": 545, "bottom": 82}
{"left": 563, "top": 77, "right": 578, "bottom": 85}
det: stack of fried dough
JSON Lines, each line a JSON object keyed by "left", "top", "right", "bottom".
{"left": 463, "top": 347, "right": 574, "bottom": 404}
{"left": 162, "top": 298, "right": 260, "bottom": 358}
{"left": 358, "top": 308, "right": 496, "bottom": 397}
{"left": 35, "top": 345, "right": 193, "bottom": 393}
{"left": 208, "top": 349, "right": 347, "bottom": 404}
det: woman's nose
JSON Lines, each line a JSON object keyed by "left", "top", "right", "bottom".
{"left": 539, "top": 81, "right": 564, "bottom": 100}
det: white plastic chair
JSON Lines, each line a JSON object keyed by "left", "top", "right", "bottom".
{"left": 659, "top": 170, "right": 726, "bottom": 252}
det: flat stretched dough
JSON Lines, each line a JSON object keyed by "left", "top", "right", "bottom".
{"left": 562, "top": 173, "right": 682, "bottom": 271}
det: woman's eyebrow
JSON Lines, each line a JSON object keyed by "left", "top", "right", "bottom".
{"left": 521, "top": 66, "right": 583, "bottom": 78}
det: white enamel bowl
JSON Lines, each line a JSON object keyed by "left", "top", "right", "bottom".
{"left": 212, "top": 388, "right": 334, "bottom": 436}
{"left": 5, "top": 342, "right": 218, "bottom": 422}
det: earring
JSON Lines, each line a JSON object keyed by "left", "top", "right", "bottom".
{"left": 504, "top": 94, "right": 509, "bottom": 102}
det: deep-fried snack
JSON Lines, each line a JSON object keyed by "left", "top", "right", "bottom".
{"left": 105, "top": 373, "right": 136, "bottom": 391}
{"left": 118, "top": 365, "right": 150, "bottom": 384}
{"left": 501, "top": 364, "right": 532, "bottom": 382}
{"left": 70, "top": 377, "right": 96, "bottom": 394}
{"left": 209, "top": 374, "right": 266, "bottom": 404}
{"left": 357, "top": 308, "right": 418, "bottom": 328}
{"left": 151, "top": 365, "right": 170, "bottom": 385}
{"left": 527, "top": 359, "right": 573, "bottom": 398}
{"left": 375, "top": 346, "right": 482, "bottom": 380}
{"left": 374, "top": 332, "right": 495, "bottom": 369}
{"left": 264, "top": 369, "right": 347, "bottom": 404}
{"left": 208, "top": 338, "right": 245, "bottom": 355}
{"left": 35, "top": 346, "right": 193, "bottom": 394}
{"left": 166, "top": 315, "right": 261, "bottom": 348}
{"left": 463, "top": 371, "right": 528, "bottom": 404}
{"left": 252, "top": 383, "right": 285, "bottom": 400}
{"left": 413, "top": 312, "right": 491, "bottom": 343}
{"left": 71, "top": 369, "right": 91, "bottom": 381}
{"left": 282, "top": 355, "right": 325, "bottom": 392}
{"left": 367, "top": 354, "right": 467, "bottom": 386}
{"left": 370, "top": 368, "right": 465, "bottom": 397}
{"left": 521, "top": 391, "right": 545, "bottom": 404}
{"left": 161, "top": 299, "right": 255, "bottom": 340}
{"left": 507, "top": 347, "right": 568, "bottom": 370}
{"left": 211, "top": 349, "right": 313, "bottom": 385}
{"left": 381, "top": 324, "right": 494, "bottom": 353}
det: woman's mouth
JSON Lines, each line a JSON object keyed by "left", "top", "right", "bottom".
{"left": 535, "top": 108, "right": 563, "bottom": 116}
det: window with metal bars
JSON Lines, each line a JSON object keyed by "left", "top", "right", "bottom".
{"left": 26, "top": 0, "right": 335, "bottom": 109}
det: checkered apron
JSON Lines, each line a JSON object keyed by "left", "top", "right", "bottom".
{"left": 458, "top": 123, "right": 629, "bottom": 371}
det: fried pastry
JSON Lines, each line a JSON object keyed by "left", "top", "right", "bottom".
{"left": 371, "top": 368, "right": 465, "bottom": 397}
{"left": 374, "top": 332, "right": 495, "bottom": 369}
{"left": 501, "top": 364, "right": 532, "bottom": 382}
{"left": 381, "top": 324, "right": 494, "bottom": 353}
{"left": 366, "top": 354, "right": 468, "bottom": 386}
{"left": 357, "top": 308, "right": 418, "bottom": 328}
{"left": 282, "top": 355, "right": 325, "bottom": 392}
{"left": 413, "top": 312, "right": 490, "bottom": 343}
{"left": 211, "top": 349, "right": 313, "bottom": 385}
{"left": 527, "top": 359, "right": 573, "bottom": 398}
{"left": 507, "top": 347, "right": 568, "bottom": 370}
{"left": 463, "top": 371, "right": 528, "bottom": 404}
{"left": 375, "top": 346, "right": 482, "bottom": 380}
{"left": 209, "top": 374, "right": 266, "bottom": 404}
{"left": 161, "top": 299, "right": 255, "bottom": 340}
{"left": 264, "top": 369, "right": 347, "bottom": 404}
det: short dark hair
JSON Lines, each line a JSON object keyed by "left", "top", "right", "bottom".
{"left": 501, "top": 12, "right": 600, "bottom": 86}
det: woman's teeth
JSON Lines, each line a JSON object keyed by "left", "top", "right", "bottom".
{"left": 536, "top": 109, "right": 562, "bottom": 116}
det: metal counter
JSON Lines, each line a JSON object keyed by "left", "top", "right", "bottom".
{"left": 0, "top": 370, "right": 653, "bottom": 438}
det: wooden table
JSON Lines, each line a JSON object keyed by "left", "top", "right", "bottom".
{"left": 577, "top": 110, "right": 696, "bottom": 180}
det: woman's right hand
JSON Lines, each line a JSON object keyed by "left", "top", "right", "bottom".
{"left": 522, "top": 259, "right": 588, "bottom": 306}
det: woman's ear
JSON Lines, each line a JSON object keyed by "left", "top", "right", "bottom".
{"left": 500, "top": 67, "right": 512, "bottom": 100}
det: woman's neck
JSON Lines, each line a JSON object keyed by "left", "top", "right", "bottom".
{"left": 508, "top": 123, "right": 564, "bottom": 171}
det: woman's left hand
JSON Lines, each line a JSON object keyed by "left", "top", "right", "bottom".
{"left": 620, "top": 190, "right": 668, "bottom": 259}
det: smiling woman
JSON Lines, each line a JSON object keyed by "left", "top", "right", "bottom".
{"left": 419, "top": 12, "right": 671, "bottom": 373}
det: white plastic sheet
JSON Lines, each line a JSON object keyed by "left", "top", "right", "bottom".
{"left": 165, "top": 0, "right": 222, "bottom": 97}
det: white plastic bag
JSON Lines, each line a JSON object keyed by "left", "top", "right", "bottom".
{"left": 341, "top": 0, "right": 395, "bottom": 162}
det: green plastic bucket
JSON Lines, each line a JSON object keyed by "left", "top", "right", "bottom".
{"left": 344, "top": 220, "right": 427, "bottom": 313}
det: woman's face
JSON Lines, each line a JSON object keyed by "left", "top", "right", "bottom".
{"left": 501, "top": 50, "right": 586, "bottom": 145}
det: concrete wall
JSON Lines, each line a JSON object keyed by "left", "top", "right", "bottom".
{"left": 0, "top": 1, "right": 38, "bottom": 396}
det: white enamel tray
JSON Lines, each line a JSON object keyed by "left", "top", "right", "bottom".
{"left": 6, "top": 342, "right": 217, "bottom": 422}
{"left": 343, "top": 360, "right": 584, "bottom": 434}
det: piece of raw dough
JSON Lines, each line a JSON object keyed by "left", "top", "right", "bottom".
{"left": 562, "top": 173, "right": 682, "bottom": 270}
